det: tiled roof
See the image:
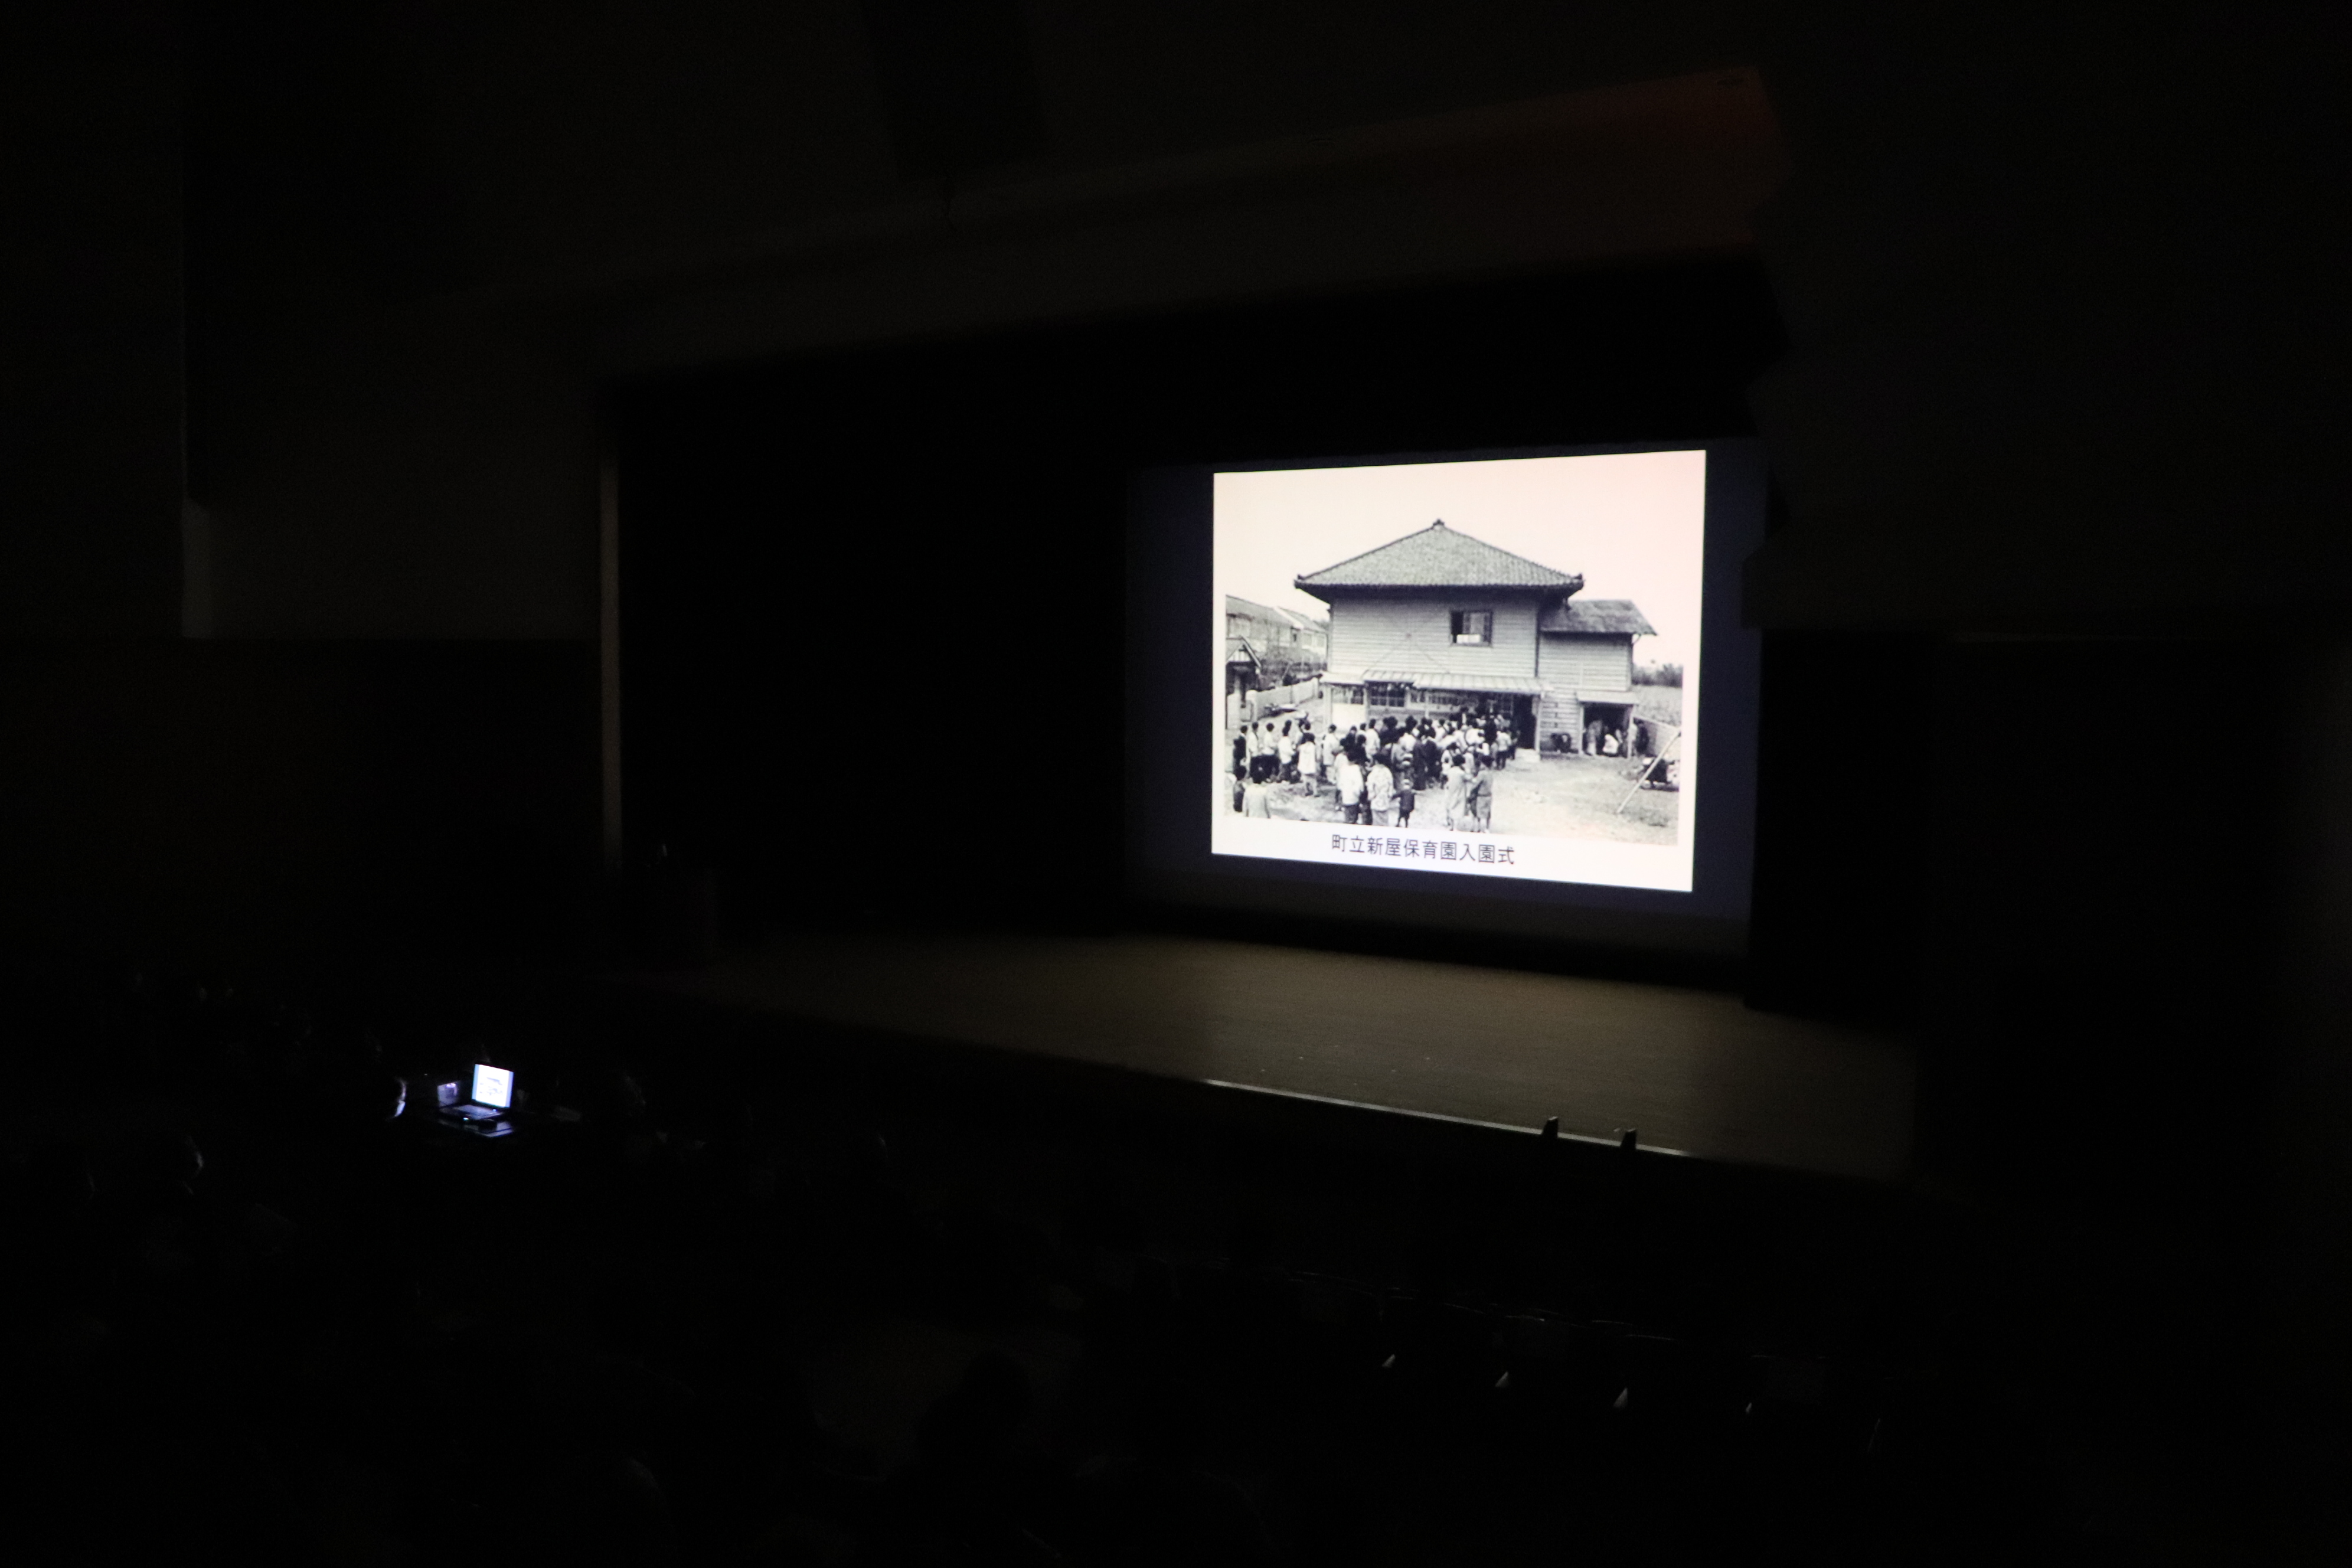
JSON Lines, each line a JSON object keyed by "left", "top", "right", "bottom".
{"left": 1296, "top": 521, "right": 1583, "bottom": 593}
{"left": 1539, "top": 599, "right": 1656, "bottom": 635}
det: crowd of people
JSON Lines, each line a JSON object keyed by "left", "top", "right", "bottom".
{"left": 1229, "top": 711, "right": 1519, "bottom": 832}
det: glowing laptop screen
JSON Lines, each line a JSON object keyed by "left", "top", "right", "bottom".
{"left": 471, "top": 1064, "right": 514, "bottom": 1110}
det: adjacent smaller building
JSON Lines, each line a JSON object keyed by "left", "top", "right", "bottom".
{"left": 1293, "top": 519, "right": 1655, "bottom": 752}
{"left": 1224, "top": 595, "right": 1329, "bottom": 665}
{"left": 1224, "top": 594, "right": 1329, "bottom": 729}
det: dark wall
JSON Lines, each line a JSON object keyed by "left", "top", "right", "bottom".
{"left": 1744, "top": 628, "right": 1930, "bottom": 1024}
{"left": 0, "top": 641, "right": 600, "bottom": 973}
{"left": 0, "top": 8, "right": 184, "bottom": 638}
{"left": 1747, "top": 1, "right": 2352, "bottom": 623}
{"left": 616, "top": 258, "right": 1789, "bottom": 945}
{"left": 1744, "top": 8, "right": 2352, "bottom": 1495}
{"left": 1, "top": 4, "right": 1784, "bottom": 968}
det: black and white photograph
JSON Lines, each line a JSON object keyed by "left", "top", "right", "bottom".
{"left": 1212, "top": 450, "right": 1707, "bottom": 891}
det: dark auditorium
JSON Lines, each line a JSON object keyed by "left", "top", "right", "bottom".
{"left": 5, "top": 5, "right": 2348, "bottom": 1564}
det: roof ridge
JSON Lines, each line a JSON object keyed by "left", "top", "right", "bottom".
{"left": 1295, "top": 518, "right": 1581, "bottom": 588}
{"left": 1419, "top": 521, "right": 1583, "bottom": 584}
{"left": 1293, "top": 518, "right": 1455, "bottom": 583}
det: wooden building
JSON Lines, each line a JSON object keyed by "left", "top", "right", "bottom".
{"left": 1295, "top": 520, "right": 1654, "bottom": 753}
{"left": 1224, "top": 594, "right": 1329, "bottom": 665}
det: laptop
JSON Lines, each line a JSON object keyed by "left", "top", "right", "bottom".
{"left": 442, "top": 1063, "right": 515, "bottom": 1124}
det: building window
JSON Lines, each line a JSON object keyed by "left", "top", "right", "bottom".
{"left": 1452, "top": 609, "right": 1492, "bottom": 645}
{"left": 1367, "top": 682, "right": 1408, "bottom": 707}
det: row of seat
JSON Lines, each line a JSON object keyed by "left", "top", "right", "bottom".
{"left": 0, "top": 960, "right": 2077, "bottom": 1565}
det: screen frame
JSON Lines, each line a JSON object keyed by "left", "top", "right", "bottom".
{"left": 1126, "top": 438, "right": 1766, "bottom": 970}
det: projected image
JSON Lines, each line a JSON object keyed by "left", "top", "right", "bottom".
{"left": 1213, "top": 451, "right": 1707, "bottom": 893}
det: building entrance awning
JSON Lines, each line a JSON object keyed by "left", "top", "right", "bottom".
{"left": 1360, "top": 669, "right": 1549, "bottom": 697}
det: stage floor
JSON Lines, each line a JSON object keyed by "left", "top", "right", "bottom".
{"left": 659, "top": 932, "right": 1916, "bottom": 1184}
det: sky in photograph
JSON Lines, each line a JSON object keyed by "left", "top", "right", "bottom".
{"left": 1214, "top": 449, "right": 1709, "bottom": 669}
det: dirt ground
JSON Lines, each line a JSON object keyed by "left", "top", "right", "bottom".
{"left": 1481, "top": 753, "right": 1678, "bottom": 842}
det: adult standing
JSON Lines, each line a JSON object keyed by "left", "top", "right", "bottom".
{"left": 1367, "top": 753, "right": 1397, "bottom": 827}
{"left": 1442, "top": 749, "right": 1472, "bottom": 831}
{"left": 1335, "top": 750, "right": 1366, "bottom": 825}
{"left": 1414, "top": 730, "right": 1440, "bottom": 790}
{"left": 1243, "top": 755, "right": 1276, "bottom": 818}
{"left": 1296, "top": 730, "right": 1320, "bottom": 796}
